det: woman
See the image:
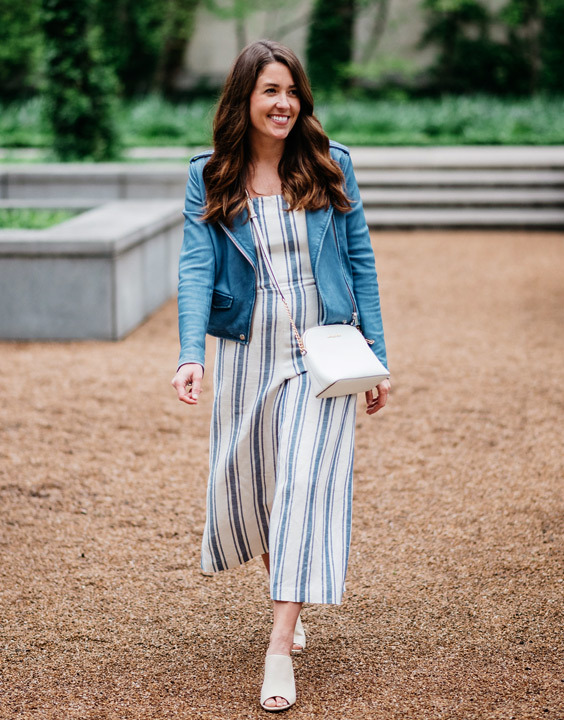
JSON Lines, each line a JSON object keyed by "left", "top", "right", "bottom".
{"left": 171, "top": 40, "right": 390, "bottom": 712}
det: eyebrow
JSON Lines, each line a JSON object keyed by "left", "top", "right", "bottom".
{"left": 261, "top": 81, "right": 297, "bottom": 89}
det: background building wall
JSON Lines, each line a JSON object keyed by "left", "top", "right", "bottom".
{"left": 179, "top": 0, "right": 508, "bottom": 88}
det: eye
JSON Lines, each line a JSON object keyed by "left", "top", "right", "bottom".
{"left": 265, "top": 88, "right": 276, "bottom": 94}
{"left": 288, "top": 89, "right": 298, "bottom": 97}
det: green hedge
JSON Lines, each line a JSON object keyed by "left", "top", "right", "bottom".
{"left": 1, "top": 95, "right": 564, "bottom": 153}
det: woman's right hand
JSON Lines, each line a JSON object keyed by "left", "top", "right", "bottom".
{"left": 171, "top": 363, "right": 204, "bottom": 405}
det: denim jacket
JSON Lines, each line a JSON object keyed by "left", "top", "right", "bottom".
{"left": 177, "top": 140, "right": 387, "bottom": 371}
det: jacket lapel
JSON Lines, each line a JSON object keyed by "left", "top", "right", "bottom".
{"left": 222, "top": 211, "right": 257, "bottom": 268}
{"left": 223, "top": 203, "right": 333, "bottom": 271}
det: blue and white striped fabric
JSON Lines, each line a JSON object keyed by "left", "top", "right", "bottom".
{"left": 201, "top": 196, "right": 357, "bottom": 604}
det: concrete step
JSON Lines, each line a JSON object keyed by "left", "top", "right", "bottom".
{"left": 0, "top": 198, "right": 93, "bottom": 210}
{"left": 355, "top": 169, "right": 564, "bottom": 187}
{"left": 349, "top": 146, "right": 564, "bottom": 169}
{"left": 363, "top": 207, "right": 564, "bottom": 228}
{"left": 360, "top": 188, "right": 564, "bottom": 206}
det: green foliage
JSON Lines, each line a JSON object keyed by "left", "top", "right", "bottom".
{"left": 316, "top": 94, "right": 564, "bottom": 145}
{"left": 420, "top": 0, "right": 508, "bottom": 93}
{"left": 0, "top": 0, "right": 43, "bottom": 97}
{"left": 202, "top": 0, "right": 269, "bottom": 20}
{"left": 0, "top": 208, "right": 78, "bottom": 229}
{"left": 540, "top": 0, "right": 564, "bottom": 92}
{"left": 94, "top": 0, "right": 199, "bottom": 97}
{"left": 419, "top": 0, "right": 564, "bottom": 94}
{"left": 122, "top": 95, "right": 213, "bottom": 146}
{"left": 0, "top": 99, "right": 49, "bottom": 149}
{"left": 346, "top": 56, "right": 418, "bottom": 92}
{"left": 41, "top": 0, "right": 120, "bottom": 160}
{"left": 3, "top": 95, "right": 564, "bottom": 151}
{"left": 306, "top": 0, "right": 356, "bottom": 92}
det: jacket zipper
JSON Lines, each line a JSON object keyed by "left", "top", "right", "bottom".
{"left": 219, "top": 221, "right": 257, "bottom": 269}
{"left": 331, "top": 216, "right": 358, "bottom": 326}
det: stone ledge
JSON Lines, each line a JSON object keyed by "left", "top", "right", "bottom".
{"left": 0, "top": 201, "right": 181, "bottom": 256}
{"left": 0, "top": 200, "right": 184, "bottom": 340}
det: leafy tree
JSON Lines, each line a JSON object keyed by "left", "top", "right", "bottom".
{"left": 499, "top": 0, "right": 541, "bottom": 92}
{"left": 41, "top": 0, "right": 120, "bottom": 159}
{"left": 95, "top": 0, "right": 199, "bottom": 97}
{"left": 306, "top": 0, "right": 356, "bottom": 92}
{"left": 0, "top": 0, "right": 43, "bottom": 98}
{"left": 419, "top": 0, "right": 503, "bottom": 93}
{"left": 539, "top": 0, "right": 564, "bottom": 91}
{"left": 420, "top": 0, "right": 564, "bottom": 94}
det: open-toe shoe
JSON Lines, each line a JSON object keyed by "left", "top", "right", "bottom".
{"left": 260, "top": 654, "right": 296, "bottom": 712}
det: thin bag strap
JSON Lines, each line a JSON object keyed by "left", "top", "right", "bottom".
{"left": 246, "top": 195, "right": 306, "bottom": 355}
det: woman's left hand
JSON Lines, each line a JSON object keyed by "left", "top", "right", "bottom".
{"left": 365, "top": 379, "right": 391, "bottom": 415}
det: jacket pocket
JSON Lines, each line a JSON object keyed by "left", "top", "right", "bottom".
{"left": 211, "top": 290, "right": 234, "bottom": 309}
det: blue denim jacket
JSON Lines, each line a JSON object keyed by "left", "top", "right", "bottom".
{"left": 177, "top": 140, "right": 387, "bottom": 370}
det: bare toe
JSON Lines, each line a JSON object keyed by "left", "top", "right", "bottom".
{"left": 263, "top": 696, "right": 289, "bottom": 709}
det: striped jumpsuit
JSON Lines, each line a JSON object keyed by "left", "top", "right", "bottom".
{"left": 201, "top": 195, "right": 357, "bottom": 605}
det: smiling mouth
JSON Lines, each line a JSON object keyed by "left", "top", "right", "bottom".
{"left": 269, "top": 115, "right": 290, "bottom": 124}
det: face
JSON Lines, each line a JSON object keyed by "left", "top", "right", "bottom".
{"left": 248, "top": 62, "right": 300, "bottom": 147}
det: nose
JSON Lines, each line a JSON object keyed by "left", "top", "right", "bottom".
{"left": 275, "top": 93, "right": 290, "bottom": 110}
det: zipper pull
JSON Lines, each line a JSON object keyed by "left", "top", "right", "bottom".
{"left": 351, "top": 312, "right": 358, "bottom": 326}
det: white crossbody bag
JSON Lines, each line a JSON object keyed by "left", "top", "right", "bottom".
{"left": 247, "top": 197, "right": 389, "bottom": 398}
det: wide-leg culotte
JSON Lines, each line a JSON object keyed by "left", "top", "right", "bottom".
{"left": 201, "top": 196, "right": 357, "bottom": 604}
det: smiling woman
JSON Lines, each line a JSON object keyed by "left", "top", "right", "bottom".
{"left": 171, "top": 39, "right": 390, "bottom": 713}
{"left": 198, "top": 41, "right": 351, "bottom": 228}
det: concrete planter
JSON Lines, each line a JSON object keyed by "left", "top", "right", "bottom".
{"left": 0, "top": 201, "right": 183, "bottom": 340}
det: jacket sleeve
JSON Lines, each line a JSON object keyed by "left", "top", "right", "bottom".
{"left": 341, "top": 151, "right": 388, "bottom": 369}
{"left": 177, "top": 161, "right": 216, "bottom": 370}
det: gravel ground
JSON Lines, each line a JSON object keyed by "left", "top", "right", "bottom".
{"left": 1, "top": 230, "right": 563, "bottom": 720}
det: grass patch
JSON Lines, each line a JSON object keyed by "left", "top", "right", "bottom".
{"left": 1, "top": 94, "right": 563, "bottom": 152}
{"left": 0, "top": 208, "right": 79, "bottom": 229}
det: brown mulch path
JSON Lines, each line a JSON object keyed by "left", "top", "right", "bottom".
{"left": 1, "top": 230, "right": 563, "bottom": 720}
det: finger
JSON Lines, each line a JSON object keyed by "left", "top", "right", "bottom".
{"left": 190, "top": 375, "right": 202, "bottom": 400}
{"left": 172, "top": 374, "right": 198, "bottom": 404}
{"left": 366, "top": 386, "right": 389, "bottom": 415}
{"left": 172, "top": 377, "right": 190, "bottom": 402}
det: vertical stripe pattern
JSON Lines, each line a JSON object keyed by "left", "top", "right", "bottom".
{"left": 201, "top": 196, "right": 357, "bottom": 605}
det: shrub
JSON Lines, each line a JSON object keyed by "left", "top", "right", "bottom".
{"left": 540, "top": 0, "right": 564, "bottom": 92}
{"left": 0, "top": 0, "right": 43, "bottom": 98}
{"left": 41, "top": 0, "right": 120, "bottom": 160}
{"left": 306, "top": 0, "right": 356, "bottom": 92}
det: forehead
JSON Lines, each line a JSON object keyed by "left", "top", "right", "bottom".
{"left": 255, "top": 61, "right": 296, "bottom": 87}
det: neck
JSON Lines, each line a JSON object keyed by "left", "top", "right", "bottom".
{"left": 248, "top": 133, "right": 285, "bottom": 167}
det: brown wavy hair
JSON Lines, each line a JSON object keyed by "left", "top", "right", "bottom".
{"left": 201, "top": 40, "right": 351, "bottom": 227}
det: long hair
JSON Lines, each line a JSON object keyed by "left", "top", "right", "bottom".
{"left": 201, "top": 40, "right": 351, "bottom": 227}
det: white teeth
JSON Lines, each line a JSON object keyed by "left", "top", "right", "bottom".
{"left": 270, "top": 115, "right": 288, "bottom": 122}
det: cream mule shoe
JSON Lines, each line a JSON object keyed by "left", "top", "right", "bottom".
{"left": 260, "top": 654, "right": 296, "bottom": 712}
{"left": 291, "top": 615, "right": 306, "bottom": 655}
